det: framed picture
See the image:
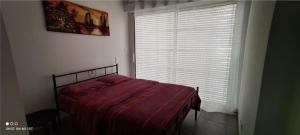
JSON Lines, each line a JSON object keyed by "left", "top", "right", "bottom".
{"left": 42, "top": 0, "right": 110, "bottom": 36}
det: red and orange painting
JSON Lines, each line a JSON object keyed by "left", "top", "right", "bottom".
{"left": 42, "top": 0, "right": 110, "bottom": 36}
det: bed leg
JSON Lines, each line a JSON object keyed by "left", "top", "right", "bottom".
{"left": 195, "top": 87, "right": 199, "bottom": 121}
{"left": 178, "top": 125, "right": 181, "bottom": 135}
{"left": 57, "top": 110, "right": 61, "bottom": 126}
{"left": 195, "top": 109, "right": 198, "bottom": 121}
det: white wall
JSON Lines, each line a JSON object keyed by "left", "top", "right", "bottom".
{"left": 238, "top": 1, "right": 275, "bottom": 135}
{"left": 1, "top": 10, "right": 28, "bottom": 135}
{"left": 1, "top": 1, "right": 130, "bottom": 113}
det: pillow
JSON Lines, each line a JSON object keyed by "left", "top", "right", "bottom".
{"left": 59, "top": 80, "right": 109, "bottom": 96}
{"left": 97, "top": 74, "right": 131, "bottom": 84}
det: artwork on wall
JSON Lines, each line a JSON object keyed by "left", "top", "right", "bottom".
{"left": 42, "top": 0, "right": 110, "bottom": 36}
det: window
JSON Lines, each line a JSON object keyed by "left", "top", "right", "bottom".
{"left": 135, "top": 11, "right": 176, "bottom": 83}
{"left": 135, "top": 2, "right": 245, "bottom": 113}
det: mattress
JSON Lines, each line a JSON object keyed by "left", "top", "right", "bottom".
{"left": 58, "top": 74, "right": 201, "bottom": 135}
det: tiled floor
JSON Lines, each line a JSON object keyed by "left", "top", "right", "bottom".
{"left": 181, "top": 110, "right": 238, "bottom": 135}
{"left": 31, "top": 110, "right": 238, "bottom": 135}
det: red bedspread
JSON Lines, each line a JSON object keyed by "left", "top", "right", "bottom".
{"left": 59, "top": 77, "right": 201, "bottom": 135}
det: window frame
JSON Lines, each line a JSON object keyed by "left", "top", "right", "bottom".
{"left": 132, "top": 1, "right": 249, "bottom": 113}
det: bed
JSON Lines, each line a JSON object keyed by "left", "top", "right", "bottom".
{"left": 52, "top": 64, "right": 201, "bottom": 135}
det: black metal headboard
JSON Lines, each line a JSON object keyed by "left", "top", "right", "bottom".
{"left": 52, "top": 64, "right": 118, "bottom": 124}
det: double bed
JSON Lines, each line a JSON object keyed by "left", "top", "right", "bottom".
{"left": 52, "top": 64, "right": 201, "bottom": 135}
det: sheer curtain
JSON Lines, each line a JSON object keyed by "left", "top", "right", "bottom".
{"left": 135, "top": 1, "right": 246, "bottom": 113}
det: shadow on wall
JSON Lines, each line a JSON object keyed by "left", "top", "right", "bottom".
{"left": 1, "top": 10, "right": 29, "bottom": 135}
{"left": 254, "top": 1, "right": 300, "bottom": 135}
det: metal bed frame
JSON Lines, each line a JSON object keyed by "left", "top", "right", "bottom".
{"left": 52, "top": 64, "right": 198, "bottom": 135}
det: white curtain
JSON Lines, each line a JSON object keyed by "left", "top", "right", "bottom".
{"left": 135, "top": 1, "right": 247, "bottom": 114}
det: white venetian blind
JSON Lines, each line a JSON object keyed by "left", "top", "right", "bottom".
{"left": 135, "top": 3, "right": 240, "bottom": 113}
{"left": 135, "top": 11, "right": 176, "bottom": 83}
{"left": 175, "top": 4, "right": 237, "bottom": 112}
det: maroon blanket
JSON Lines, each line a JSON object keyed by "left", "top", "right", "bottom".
{"left": 59, "top": 77, "right": 201, "bottom": 135}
